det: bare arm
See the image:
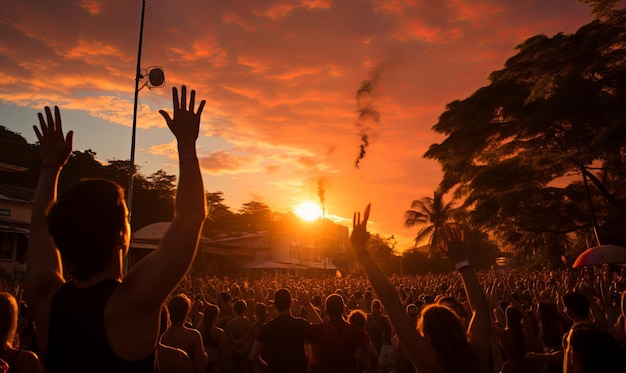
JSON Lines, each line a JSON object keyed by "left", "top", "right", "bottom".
{"left": 296, "top": 288, "right": 323, "bottom": 324}
{"left": 351, "top": 204, "right": 441, "bottom": 373}
{"left": 107, "top": 86, "right": 207, "bottom": 359}
{"left": 25, "top": 106, "right": 73, "bottom": 354}
{"left": 438, "top": 224, "right": 491, "bottom": 372}
{"left": 120, "top": 85, "right": 207, "bottom": 308}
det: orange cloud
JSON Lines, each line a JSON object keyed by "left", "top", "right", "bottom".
{"left": 0, "top": 0, "right": 595, "bottom": 251}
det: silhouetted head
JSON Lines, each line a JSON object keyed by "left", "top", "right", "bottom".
{"left": 563, "top": 292, "right": 590, "bottom": 320}
{"left": 325, "top": 294, "right": 344, "bottom": 319}
{"left": 218, "top": 291, "right": 231, "bottom": 305}
{"left": 233, "top": 300, "right": 247, "bottom": 316}
{"left": 406, "top": 304, "right": 419, "bottom": 324}
{"left": 274, "top": 288, "right": 292, "bottom": 312}
{"left": 437, "top": 295, "right": 463, "bottom": 318}
{"left": 47, "top": 179, "right": 129, "bottom": 281}
{"left": 204, "top": 303, "right": 219, "bottom": 326}
{"left": 253, "top": 301, "right": 266, "bottom": 319}
{"left": 372, "top": 299, "right": 382, "bottom": 315}
{"left": 168, "top": 294, "right": 191, "bottom": 324}
{"left": 202, "top": 303, "right": 220, "bottom": 338}
{"left": 0, "top": 292, "right": 18, "bottom": 348}
{"left": 418, "top": 304, "right": 478, "bottom": 372}
{"left": 565, "top": 322, "right": 626, "bottom": 372}
{"left": 348, "top": 309, "right": 367, "bottom": 329}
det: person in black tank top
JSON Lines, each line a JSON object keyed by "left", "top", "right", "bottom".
{"left": 45, "top": 280, "right": 155, "bottom": 372}
{"left": 25, "top": 86, "right": 208, "bottom": 373}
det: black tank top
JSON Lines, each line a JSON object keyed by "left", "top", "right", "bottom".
{"left": 44, "top": 279, "right": 156, "bottom": 373}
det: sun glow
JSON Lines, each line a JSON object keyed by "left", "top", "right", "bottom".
{"left": 293, "top": 201, "right": 323, "bottom": 222}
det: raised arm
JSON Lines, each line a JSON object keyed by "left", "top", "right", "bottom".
{"left": 25, "top": 106, "right": 73, "bottom": 350}
{"left": 350, "top": 204, "right": 441, "bottom": 373}
{"left": 437, "top": 223, "right": 491, "bottom": 371}
{"left": 121, "top": 85, "right": 207, "bottom": 308}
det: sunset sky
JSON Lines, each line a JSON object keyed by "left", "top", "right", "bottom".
{"left": 0, "top": 0, "right": 595, "bottom": 251}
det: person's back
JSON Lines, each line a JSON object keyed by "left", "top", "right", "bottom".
{"left": 157, "top": 345, "right": 194, "bottom": 373}
{"left": 308, "top": 294, "right": 377, "bottom": 373}
{"left": 249, "top": 288, "right": 312, "bottom": 373}
{"left": 157, "top": 305, "right": 194, "bottom": 373}
{"left": 25, "top": 86, "right": 207, "bottom": 372}
{"left": 202, "top": 304, "right": 227, "bottom": 373}
{"left": 161, "top": 295, "right": 208, "bottom": 373}
{"left": 224, "top": 300, "right": 255, "bottom": 372}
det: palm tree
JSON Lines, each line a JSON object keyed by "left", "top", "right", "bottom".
{"left": 404, "top": 190, "right": 457, "bottom": 253}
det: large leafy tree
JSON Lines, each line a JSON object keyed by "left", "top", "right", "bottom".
{"left": 202, "top": 191, "right": 237, "bottom": 239}
{"left": 0, "top": 127, "right": 178, "bottom": 231}
{"left": 404, "top": 190, "right": 457, "bottom": 254}
{"left": 424, "top": 8, "right": 626, "bottom": 264}
{"left": 238, "top": 201, "right": 274, "bottom": 233}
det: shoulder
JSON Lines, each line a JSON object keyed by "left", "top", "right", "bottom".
{"left": 158, "top": 345, "right": 193, "bottom": 373}
{"left": 14, "top": 349, "right": 43, "bottom": 373}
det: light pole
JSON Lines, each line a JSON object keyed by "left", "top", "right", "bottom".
{"left": 127, "top": 0, "right": 165, "bottom": 218}
{"left": 125, "top": 0, "right": 164, "bottom": 273}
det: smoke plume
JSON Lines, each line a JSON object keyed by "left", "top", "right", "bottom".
{"left": 354, "top": 67, "right": 382, "bottom": 168}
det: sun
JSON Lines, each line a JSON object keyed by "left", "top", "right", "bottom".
{"left": 293, "top": 201, "right": 323, "bottom": 222}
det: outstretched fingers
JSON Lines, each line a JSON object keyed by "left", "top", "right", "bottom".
{"left": 34, "top": 106, "right": 62, "bottom": 140}
{"left": 353, "top": 204, "right": 371, "bottom": 230}
{"left": 189, "top": 88, "right": 195, "bottom": 112}
{"left": 45, "top": 106, "right": 55, "bottom": 132}
{"left": 173, "top": 86, "right": 180, "bottom": 110}
{"left": 363, "top": 203, "right": 371, "bottom": 225}
{"left": 54, "top": 106, "right": 62, "bottom": 132}
{"left": 196, "top": 99, "right": 206, "bottom": 116}
{"left": 180, "top": 85, "right": 187, "bottom": 111}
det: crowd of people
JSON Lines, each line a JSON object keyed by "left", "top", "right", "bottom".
{"left": 4, "top": 85, "right": 624, "bottom": 372}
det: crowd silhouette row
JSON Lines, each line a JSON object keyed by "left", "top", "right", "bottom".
{"left": 2, "top": 86, "right": 623, "bottom": 372}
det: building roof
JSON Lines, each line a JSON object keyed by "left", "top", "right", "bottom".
{"left": 0, "top": 184, "right": 34, "bottom": 203}
{"left": 242, "top": 260, "right": 307, "bottom": 270}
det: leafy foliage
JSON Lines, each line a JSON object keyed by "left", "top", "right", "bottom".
{"left": 424, "top": 9, "right": 626, "bottom": 266}
{"left": 404, "top": 190, "right": 458, "bottom": 253}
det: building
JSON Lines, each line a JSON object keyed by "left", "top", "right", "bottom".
{"left": 0, "top": 163, "right": 32, "bottom": 279}
{"left": 130, "top": 216, "right": 352, "bottom": 278}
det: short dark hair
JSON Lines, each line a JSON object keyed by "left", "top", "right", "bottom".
{"left": 325, "top": 294, "right": 344, "bottom": 318}
{"left": 219, "top": 291, "right": 231, "bottom": 303}
{"left": 168, "top": 295, "right": 191, "bottom": 324}
{"left": 233, "top": 300, "right": 247, "bottom": 316}
{"left": 563, "top": 292, "right": 590, "bottom": 318}
{"left": 47, "top": 179, "right": 127, "bottom": 281}
{"left": 567, "top": 323, "right": 625, "bottom": 371}
{"left": 274, "top": 288, "right": 292, "bottom": 311}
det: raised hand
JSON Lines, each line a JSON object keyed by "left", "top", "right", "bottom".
{"left": 158, "top": 85, "right": 206, "bottom": 146}
{"left": 351, "top": 203, "right": 371, "bottom": 251}
{"left": 33, "top": 106, "right": 73, "bottom": 167}
{"left": 437, "top": 223, "right": 468, "bottom": 263}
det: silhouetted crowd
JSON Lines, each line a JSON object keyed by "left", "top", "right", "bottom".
{"left": 9, "top": 86, "right": 625, "bottom": 372}
{"left": 3, "top": 265, "right": 626, "bottom": 372}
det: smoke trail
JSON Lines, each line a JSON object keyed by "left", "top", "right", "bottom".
{"left": 354, "top": 67, "right": 382, "bottom": 168}
{"left": 317, "top": 177, "right": 327, "bottom": 206}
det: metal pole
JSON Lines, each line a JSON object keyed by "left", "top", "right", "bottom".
{"left": 127, "top": 0, "right": 146, "bottom": 219}
{"left": 124, "top": 0, "right": 146, "bottom": 274}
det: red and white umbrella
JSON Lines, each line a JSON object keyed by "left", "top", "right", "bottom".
{"left": 572, "top": 245, "right": 626, "bottom": 267}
